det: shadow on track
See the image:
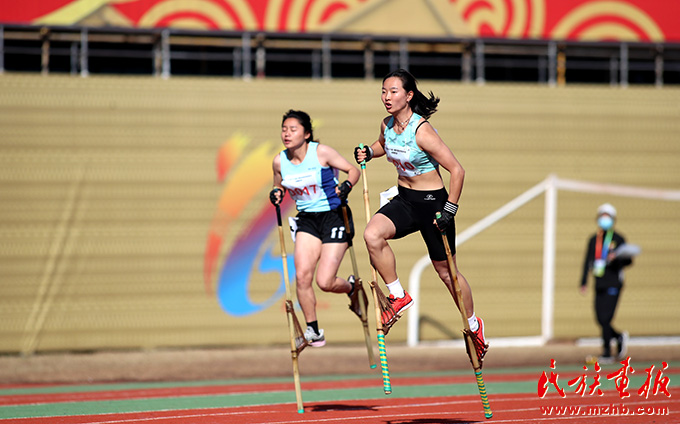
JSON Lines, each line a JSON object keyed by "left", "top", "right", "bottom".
{"left": 310, "top": 403, "right": 379, "bottom": 412}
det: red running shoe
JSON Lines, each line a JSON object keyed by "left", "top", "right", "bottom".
{"left": 469, "top": 317, "right": 489, "bottom": 364}
{"left": 381, "top": 291, "right": 413, "bottom": 327}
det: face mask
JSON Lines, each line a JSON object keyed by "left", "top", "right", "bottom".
{"left": 598, "top": 215, "right": 614, "bottom": 230}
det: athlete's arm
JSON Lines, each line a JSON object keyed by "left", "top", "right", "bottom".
{"left": 270, "top": 155, "right": 285, "bottom": 205}
{"left": 355, "top": 118, "right": 388, "bottom": 163}
{"left": 317, "top": 144, "right": 360, "bottom": 188}
{"left": 416, "top": 122, "right": 465, "bottom": 204}
{"left": 371, "top": 118, "right": 389, "bottom": 157}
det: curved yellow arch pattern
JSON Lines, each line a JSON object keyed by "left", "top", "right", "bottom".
{"left": 264, "top": 0, "right": 359, "bottom": 32}
{"left": 457, "top": 0, "right": 508, "bottom": 35}
{"left": 305, "top": 0, "right": 359, "bottom": 32}
{"left": 506, "top": 0, "right": 528, "bottom": 37}
{"left": 578, "top": 24, "right": 640, "bottom": 41}
{"left": 264, "top": 0, "right": 286, "bottom": 30}
{"left": 165, "top": 17, "right": 213, "bottom": 30}
{"left": 20, "top": 0, "right": 674, "bottom": 41}
{"left": 35, "top": 0, "right": 121, "bottom": 25}
{"left": 550, "top": 1, "right": 664, "bottom": 42}
{"left": 528, "top": 0, "right": 545, "bottom": 37}
{"left": 226, "top": 0, "right": 259, "bottom": 29}
{"left": 453, "top": 0, "right": 545, "bottom": 38}
{"left": 138, "top": 0, "right": 257, "bottom": 30}
{"left": 284, "top": 0, "right": 308, "bottom": 31}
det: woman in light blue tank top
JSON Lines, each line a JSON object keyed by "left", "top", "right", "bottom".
{"left": 270, "top": 110, "right": 364, "bottom": 347}
{"left": 354, "top": 70, "right": 488, "bottom": 364}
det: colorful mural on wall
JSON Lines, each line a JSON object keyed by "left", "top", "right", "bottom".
{"left": 204, "top": 133, "right": 296, "bottom": 316}
{"left": 1, "top": 0, "right": 678, "bottom": 42}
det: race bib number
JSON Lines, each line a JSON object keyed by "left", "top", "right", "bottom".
{"left": 385, "top": 145, "right": 420, "bottom": 177}
{"left": 282, "top": 171, "right": 322, "bottom": 202}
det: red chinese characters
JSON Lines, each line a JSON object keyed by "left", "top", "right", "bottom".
{"left": 538, "top": 357, "right": 672, "bottom": 399}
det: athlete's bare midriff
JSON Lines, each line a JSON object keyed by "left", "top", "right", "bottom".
{"left": 396, "top": 168, "right": 444, "bottom": 191}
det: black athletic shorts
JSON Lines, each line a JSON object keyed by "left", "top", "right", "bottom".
{"left": 377, "top": 185, "right": 455, "bottom": 261}
{"left": 295, "top": 205, "right": 354, "bottom": 244}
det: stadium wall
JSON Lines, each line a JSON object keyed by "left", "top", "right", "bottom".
{"left": 0, "top": 74, "right": 678, "bottom": 353}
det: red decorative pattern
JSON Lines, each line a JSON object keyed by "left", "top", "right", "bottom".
{"left": 0, "top": 0, "right": 678, "bottom": 42}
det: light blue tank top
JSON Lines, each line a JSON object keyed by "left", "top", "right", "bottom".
{"left": 383, "top": 113, "right": 439, "bottom": 177}
{"left": 280, "top": 142, "right": 340, "bottom": 212}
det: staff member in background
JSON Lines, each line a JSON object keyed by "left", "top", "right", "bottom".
{"left": 354, "top": 69, "right": 488, "bottom": 364}
{"left": 580, "top": 203, "right": 633, "bottom": 364}
{"left": 270, "top": 110, "right": 362, "bottom": 347}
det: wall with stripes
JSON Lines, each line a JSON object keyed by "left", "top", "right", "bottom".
{"left": 1, "top": 74, "right": 678, "bottom": 353}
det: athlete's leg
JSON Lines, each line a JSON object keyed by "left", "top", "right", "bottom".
{"left": 316, "top": 242, "right": 352, "bottom": 294}
{"left": 363, "top": 213, "right": 398, "bottom": 284}
{"left": 432, "top": 254, "right": 474, "bottom": 318}
{"left": 434, "top": 254, "right": 487, "bottom": 363}
{"left": 294, "top": 231, "right": 322, "bottom": 323}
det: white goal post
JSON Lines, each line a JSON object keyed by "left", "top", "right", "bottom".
{"left": 406, "top": 174, "right": 680, "bottom": 348}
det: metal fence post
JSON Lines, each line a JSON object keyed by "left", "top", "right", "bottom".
{"left": 655, "top": 44, "right": 664, "bottom": 88}
{"left": 40, "top": 27, "right": 50, "bottom": 75}
{"left": 322, "top": 36, "right": 331, "bottom": 80}
{"left": 548, "top": 41, "right": 556, "bottom": 86}
{"left": 620, "top": 42, "right": 628, "bottom": 88}
{"left": 389, "top": 50, "right": 399, "bottom": 71}
{"left": 161, "top": 28, "right": 170, "bottom": 79}
{"left": 255, "top": 33, "right": 265, "bottom": 79}
{"left": 363, "top": 37, "right": 373, "bottom": 80}
{"left": 462, "top": 42, "right": 472, "bottom": 83}
{"left": 242, "top": 32, "right": 251, "bottom": 80}
{"left": 80, "top": 28, "right": 89, "bottom": 77}
{"left": 399, "top": 37, "right": 408, "bottom": 70}
{"left": 610, "top": 56, "right": 619, "bottom": 86}
{"left": 312, "top": 49, "right": 321, "bottom": 79}
{"left": 541, "top": 175, "right": 557, "bottom": 343}
{"left": 475, "top": 39, "right": 485, "bottom": 85}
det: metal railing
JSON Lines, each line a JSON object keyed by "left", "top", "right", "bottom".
{"left": 1, "top": 24, "right": 679, "bottom": 85}
{"left": 406, "top": 175, "right": 680, "bottom": 348}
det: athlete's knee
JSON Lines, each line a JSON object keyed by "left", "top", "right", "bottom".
{"left": 315, "top": 273, "right": 336, "bottom": 292}
{"left": 363, "top": 225, "right": 384, "bottom": 250}
{"left": 295, "top": 270, "right": 314, "bottom": 289}
{"left": 431, "top": 260, "right": 450, "bottom": 281}
{"left": 434, "top": 268, "right": 450, "bottom": 285}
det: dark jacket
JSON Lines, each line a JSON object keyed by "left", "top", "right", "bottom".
{"left": 580, "top": 230, "right": 632, "bottom": 291}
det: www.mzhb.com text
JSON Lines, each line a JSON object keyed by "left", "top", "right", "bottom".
{"left": 540, "top": 404, "right": 670, "bottom": 416}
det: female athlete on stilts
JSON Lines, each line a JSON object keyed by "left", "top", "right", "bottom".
{"left": 270, "top": 110, "right": 364, "bottom": 347}
{"left": 354, "top": 69, "right": 488, "bottom": 363}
